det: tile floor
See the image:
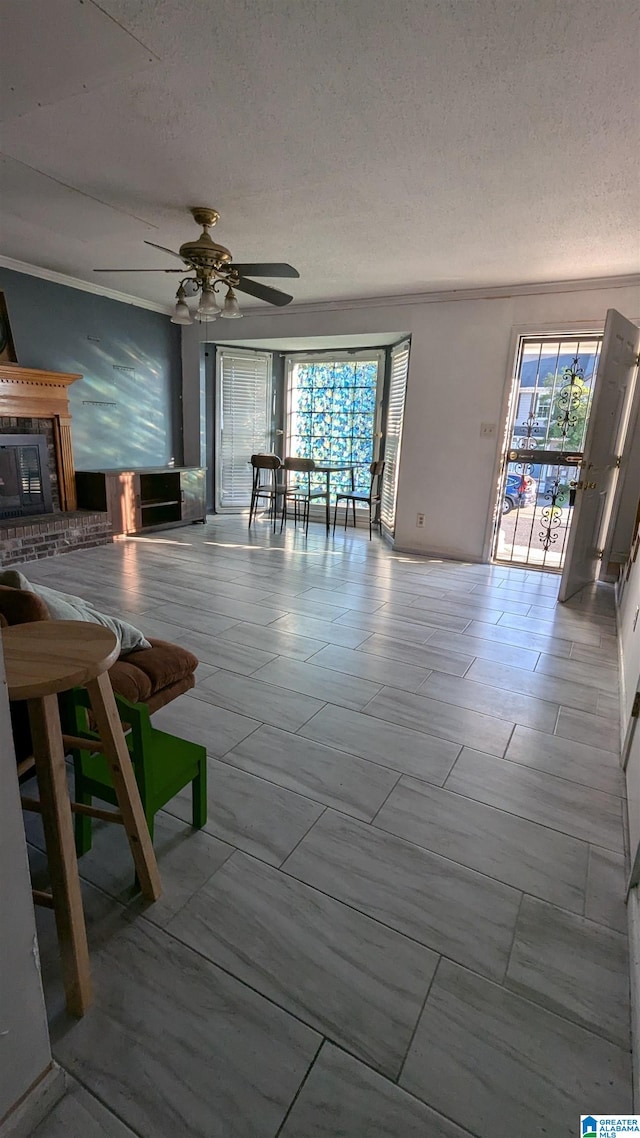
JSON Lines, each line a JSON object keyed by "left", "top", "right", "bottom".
{"left": 21, "top": 514, "right": 630, "bottom": 1138}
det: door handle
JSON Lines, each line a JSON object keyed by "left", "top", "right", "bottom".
{"left": 570, "top": 480, "right": 597, "bottom": 490}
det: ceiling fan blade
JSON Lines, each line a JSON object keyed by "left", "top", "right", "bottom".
{"left": 231, "top": 263, "right": 299, "bottom": 279}
{"left": 234, "top": 277, "right": 293, "bottom": 307}
{"left": 93, "top": 267, "right": 184, "bottom": 273}
{"left": 143, "top": 240, "right": 186, "bottom": 263}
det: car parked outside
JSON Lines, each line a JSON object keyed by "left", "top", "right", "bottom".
{"left": 503, "top": 472, "right": 537, "bottom": 513}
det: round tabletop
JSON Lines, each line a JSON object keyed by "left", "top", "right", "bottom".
{"left": 2, "top": 621, "right": 119, "bottom": 701}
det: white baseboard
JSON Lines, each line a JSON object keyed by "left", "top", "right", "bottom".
{"left": 627, "top": 887, "right": 640, "bottom": 1108}
{"left": 0, "top": 1065, "right": 67, "bottom": 1137}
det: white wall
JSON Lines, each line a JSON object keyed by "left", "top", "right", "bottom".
{"left": 620, "top": 539, "right": 640, "bottom": 730}
{"left": 0, "top": 637, "right": 51, "bottom": 1126}
{"left": 183, "top": 276, "right": 640, "bottom": 560}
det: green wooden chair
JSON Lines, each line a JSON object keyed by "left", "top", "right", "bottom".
{"left": 62, "top": 688, "right": 207, "bottom": 858}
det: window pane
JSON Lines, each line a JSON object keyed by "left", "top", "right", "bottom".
{"left": 286, "top": 356, "right": 380, "bottom": 503}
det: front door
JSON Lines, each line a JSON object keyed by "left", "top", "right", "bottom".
{"left": 492, "top": 334, "right": 602, "bottom": 571}
{"left": 559, "top": 310, "right": 640, "bottom": 602}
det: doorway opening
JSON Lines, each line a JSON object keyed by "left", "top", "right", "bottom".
{"left": 492, "top": 334, "right": 602, "bottom": 570}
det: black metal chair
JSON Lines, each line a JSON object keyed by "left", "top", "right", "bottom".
{"left": 280, "top": 457, "right": 329, "bottom": 537}
{"left": 248, "top": 454, "right": 283, "bottom": 530}
{"left": 333, "top": 460, "right": 385, "bottom": 539}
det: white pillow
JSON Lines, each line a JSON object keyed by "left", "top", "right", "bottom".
{"left": 0, "top": 570, "right": 151, "bottom": 655}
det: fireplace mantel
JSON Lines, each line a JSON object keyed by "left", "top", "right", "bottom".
{"left": 0, "top": 363, "right": 82, "bottom": 510}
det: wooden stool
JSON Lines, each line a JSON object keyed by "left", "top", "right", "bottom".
{"left": 3, "top": 621, "right": 162, "bottom": 1017}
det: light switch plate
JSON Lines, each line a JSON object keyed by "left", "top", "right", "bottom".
{"left": 480, "top": 422, "right": 497, "bottom": 438}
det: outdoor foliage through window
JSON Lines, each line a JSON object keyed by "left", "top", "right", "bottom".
{"left": 286, "top": 358, "right": 379, "bottom": 502}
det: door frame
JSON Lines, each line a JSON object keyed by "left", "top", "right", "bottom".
{"left": 482, "top": 320, "right": 605, "bottom": 566}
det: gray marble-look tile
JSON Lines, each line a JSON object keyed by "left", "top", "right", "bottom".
{"left": 136, "top": 603, "right": 240, "bottom": 636}
{"left": 400, "top": 959, "right": 631, "bottom": 1137}
{"left": 270, "top": 612, "right": 372, "bottom": 648}
{"left": 355, "top": 632, "right": 473, "bottom": 676}
{"left": 410, "top": 593, "right": 517, "bottom": 621}
{"left": 536, "top": 651, "right": 619, "bottom": 694}
{"left": 374, "top": 777, "right": 588, "bottom": 912}
{"left": 53, "top": 919, "right": 321, "bottom": 1138}
{"left": 499, "top": 610, "right": 605, "bottom": 647}
{"left": 222, "top": 724, "right": 399, "bottom": 820}
{"left": 597, "top": 689, "right": 622, "bottom": 720}
{"left": 307, "top": 642, "right": 431, "bottom": 692}
{"left": 168, "top": 851, "right": 437, "bottom": 1077}
{"left": 445, "top": 748, "right": 624, "bottom": 852}
{"left": 282, "top": 810, "right": 521, "bottom": 981}
{"left": 426, "top": 627, "right": 542, "bottom": 670}
{"left": 218, "top": 620, "right": 329, "bottom": 661}
{"left": 251, "top": 654, "right": 383, "bottom": 711}
{"left": 555, "top": 705, "right": 621, "bottom": 754}
{"left": 151, "top": 690, "right": 260, "bottom": 757}
{"left": 505, "top": 724, "right": 625, "bottom": 796}
{"left": 74, "top": 811, "right": 233, "bottom": 927}
{"left": 194, "top": 669, "right": 325, "bottom": 731}
{"left": 126, "top": 612, "right": 212, "bottom": 645}
{"left": 260, "top": 591, "right": 351, "bottom": 622}
{"left": 279, "top": 1043, "right": 472, "bottom": 1138}
{"left": 166, "top": 757, "right": 324, "bottom": 866}
{"left": 154, "top": 595, "right": 287, "bottom": 628}
{"left": 376, "top": 600, "right": 474, "bottom": 631}
{"left": 466, "top": 655, "right": 612, "bottom": 715}
{"left": 571, "top": 639, "right": 619, "bottom": 665}
{"left": 32, "top": 1078, "right": 137, "bottom": 1137}
{"left": 530, "top": 603, "right": 616, "bottom": 633}
{"left": 585, "top": 846, "right": 628, "bottom": 934}
{"left": 334, "top": 609, "right": 442, "bottom": 645}
{"left": 298, "top": 704, "right": 460, "bottom": 784}
{"left": 298, "top": 585, "right": 386, "bottom": 613}
{"left": 465, "top": 619, "right": 574, "bottom": 657}
{"left": 419, "top": 670, "right": 559, "bottom": 732}
{"left": 155, "top": 627, "right": 277, "bottom": 675}
{"left": 506, "top": 895, "right": 630, "bottom": 1047}
{"left": 365, "top": 687, "right": 514, "bottom": 755}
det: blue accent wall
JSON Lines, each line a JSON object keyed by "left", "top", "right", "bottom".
{"left": 0, "top": 268, "right": 182, "bottom": 469}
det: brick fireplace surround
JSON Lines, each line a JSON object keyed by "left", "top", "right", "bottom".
{"left": 0, "top": 364, "right": 111, "bottom": 566}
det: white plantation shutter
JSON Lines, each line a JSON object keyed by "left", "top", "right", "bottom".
{"left": 217, "top": 349, "right": 272, "bottom": 508}
{"left": 380, "top": 341, "right": 409, "bottom": 533}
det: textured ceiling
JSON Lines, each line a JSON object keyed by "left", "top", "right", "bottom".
{"left": 0, "top": 0, "right": 638, "bottom": 310}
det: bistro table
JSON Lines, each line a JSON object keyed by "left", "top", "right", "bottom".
{"left": 4, "top": 621, "right": 161, "bottom": 1016}
{"left": 312, "top": 462, "right": 358, "bottom": 532}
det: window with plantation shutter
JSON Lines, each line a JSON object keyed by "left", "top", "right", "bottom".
{"left": 216, "top": 348, "right": 272, "bottom": 508}
{"left": 380, "top": 341, "right": 410, "bottom": 534}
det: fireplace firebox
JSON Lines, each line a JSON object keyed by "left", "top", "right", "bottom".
{"left": 0, "top": 434, "right": 53, "bottom": 519}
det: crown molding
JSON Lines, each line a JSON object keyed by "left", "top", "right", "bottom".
{"left": 0, "top": 254, "right": 173, "bottom": 315}
{"left": 0, "top": 255, "right": 637, "bottom": 320}
{"left": 236, "top": 273, "right": 640, "bottom": 319}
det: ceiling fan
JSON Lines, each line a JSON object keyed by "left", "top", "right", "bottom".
{"left": 94, "top": 206, "right": 299, "bottom": 323}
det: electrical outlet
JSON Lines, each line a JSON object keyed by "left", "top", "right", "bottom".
{"left": 480, "top": 422, "right": 497, "bottom": 438}
{"left": 416, "top": 513, "right": 425, "bottom": 528}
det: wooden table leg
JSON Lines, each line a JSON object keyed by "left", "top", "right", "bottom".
{"left": 28, "top": 694, "right": 93, "bottom": 1017}
{"left": 85, "top": 672, "right": 162, "bottom": 902}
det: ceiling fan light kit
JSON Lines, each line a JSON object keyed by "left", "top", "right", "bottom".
{"left": 196, "top": 282, "right": 221, "bottom": 319}
{"left": 219, "top": 286, "right": 242, "bottom": 319}
{"left": 170, "top": 284, "right": 194, "bottom": 325}
{"left": 96, "top": 206, "right": 299, "bottom": 321}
